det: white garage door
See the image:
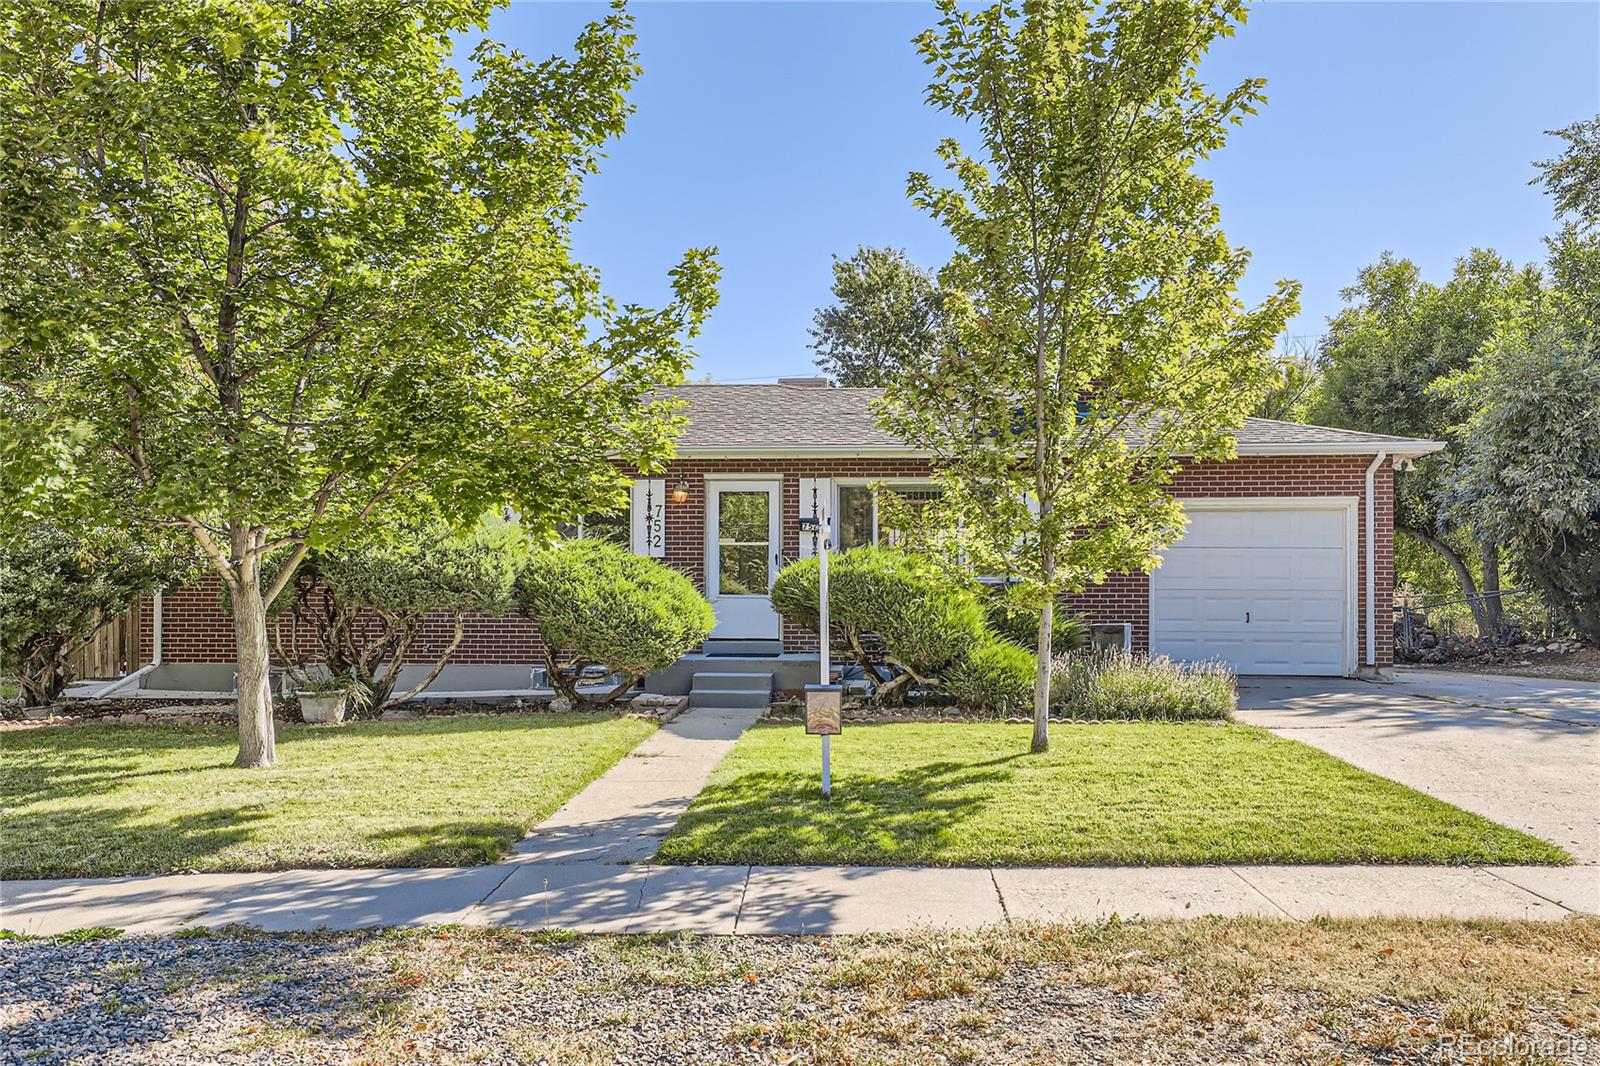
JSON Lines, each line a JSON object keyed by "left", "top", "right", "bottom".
{"left": 1149, "top": 504, "right": 1351, "bottom": 676}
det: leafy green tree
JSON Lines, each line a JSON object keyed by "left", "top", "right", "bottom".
{"left": 1437, "top": 116, "right": 1600, "bottom": 641}
{"left": 809, "top": 246, "right": 944, "bottom": 386}
{"left": 1252, "top": 339, "right": 1321, "bottom": 423}
{"left": 1, "top": 525, "right": 193, "bottom": 706}
{"left": 881, "top": 0, "right": 1296, "bottom": 752}
{"left": 1311, "top": 251, "right": 1541, "bottom": 637}
{"left": 1, "top": 2, "right": 718, "bottom": 766}
{"left": 1535, "top": 115, "right": 1600, "bottom": 228}
{"left": 1443, "top": 327, "right": 1600, "bottom": 641}
{"left": 270, "top": 517, "right": 527, "bottom": 711}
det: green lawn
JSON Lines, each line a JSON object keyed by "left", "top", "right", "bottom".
{"left": 1, "top": 714, "right": 655, "bottom": 878}
{"left": 656, "top": 722, "right": 1570, "bottom": 867}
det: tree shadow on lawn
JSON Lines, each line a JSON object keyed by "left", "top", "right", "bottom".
{"left": 362, "top": 819, "right": 529, "bottom": 868}
{"left": 1, "top": 712, "right": 634, "bottom": 807}
{"left": 1, "top": 725, "right": 243, "bottom": 806}
{"left": 663, "top": 753, "right": 1026, "bottom": 866}
{"left": 1, "top": 803, "right": 270, "bottom": 881}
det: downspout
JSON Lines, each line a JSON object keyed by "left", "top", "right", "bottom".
{"left": 95, "top": 591, "right": 163, "bottom": 697}
{"left": 1363, "top": 450, "right": 1387, "bottom": 674}
{"left": 152, "top": 590, "right": 164, "bottom": 665}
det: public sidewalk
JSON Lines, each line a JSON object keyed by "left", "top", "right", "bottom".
{"left": 4, "top": 860, "right": 1595, "bottom": 937}
{"left": 4, "top": 703, "right": 1597, "bottom": 936}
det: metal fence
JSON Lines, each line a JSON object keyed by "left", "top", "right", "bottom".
{"left": 1394, "top": 586, "right": 1565, "bottom": 653}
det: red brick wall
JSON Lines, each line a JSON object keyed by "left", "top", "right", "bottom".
{"left": 145, "top": 453, "right": 1394, "bottom": 671}
{"left": 145, "top": 576, "right": 546, "bottom": 666}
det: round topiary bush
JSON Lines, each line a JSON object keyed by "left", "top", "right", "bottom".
{"left": 983, "top": 582, "right": 1088, "bottom": 656}
{"left": 514, "top": 540, "right": 715, "bottom": 703}
{"left": 945, "top": 639, "right": 1037, "bottom": 716}
{"left": 770, "top": 546, "right": 989, "bottom": 704}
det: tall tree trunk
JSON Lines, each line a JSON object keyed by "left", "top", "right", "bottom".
{"left": 1479, "top": 541, "right": 1503, "bottom": 639}
{"left": 17, "top": 638, "right": 68, "bottom": 707}
{"left": 232, "top": 561, "right": 277, "bottom": 768}
{"left": 1400, "top": 526, "right": 1489, "bottom": 637}
{"left": 1032, "top": 592, "right": 1053, "bottom": 754}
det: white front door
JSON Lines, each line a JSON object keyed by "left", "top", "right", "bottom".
{"left": 1149, "top": 502, "right": 1353, "bottom": 676}
{"left": 706, "top": 479, "right": 783, "bottom": 639}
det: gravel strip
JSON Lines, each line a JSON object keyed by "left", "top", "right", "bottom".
{"left": 2, "top": 926, "right": 1594, "bottom": 1064}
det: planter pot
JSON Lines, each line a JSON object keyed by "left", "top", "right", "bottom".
{"left": 298, "top": 692, "right": 348, "bottom": 724}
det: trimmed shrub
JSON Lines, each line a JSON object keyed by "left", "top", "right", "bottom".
{"left": 1051, "top": 650, "right": 1235, "bottom": 721}
{"left": 983, "top": 582, "right": 1088, "bottom": 656}
{"left": 945, "top": 640, "right": 1037, "bottom": 715}
{"left": 1, "top": 525, "right": 195, "bottom": 707}
{"left": 515, "top": 539, "right": 714, "bottom": 703}
{"left": 770, "top": 546, "right": 989, "bottom": 703}
{"left": 268, "top": 516, "right": 526, "bottom": 711}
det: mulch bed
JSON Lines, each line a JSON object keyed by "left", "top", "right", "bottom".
{"left": 1, "top": 693, "right": 684, "bottom": 732}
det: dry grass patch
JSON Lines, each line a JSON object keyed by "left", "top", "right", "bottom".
{"left": 8, "top": 919, "right": 1597, "bottom": 1064}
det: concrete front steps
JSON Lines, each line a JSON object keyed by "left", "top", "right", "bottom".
{"left": 689, "top": 669, "right": 774, "bottom": 711}
{"left": 703, "top": 638, "right": 782, "bottom": 657}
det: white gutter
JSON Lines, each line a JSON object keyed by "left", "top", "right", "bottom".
{"left": 1363, "top": 451, "right": 1387, "bottom": 669}
{"left": 152, "top": 589, "right": 163, "bottom": 664}
{"left": 1233, "top": 440, "right": 1446, "bottom": 457}
{"left": 94, "top": 591, "right": 162, "bottom": 697}
{"left": 673, "top": 446, "right": 935, "bottom": 459}
{"left": 672, "top": 440, "right": 1448, "bottom": 461}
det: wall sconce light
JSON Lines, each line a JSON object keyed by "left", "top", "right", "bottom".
{"left": 669, "top": 473, "right": 689, "bottom": 504}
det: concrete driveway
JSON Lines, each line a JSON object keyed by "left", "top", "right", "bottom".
{"left": 1238, "top": 669, "right": 1600, "bottom": 866}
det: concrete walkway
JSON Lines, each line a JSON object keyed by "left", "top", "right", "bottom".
{"left": 6, "top": 694, "right": 1599, "bottom": 937}
{"left": 5, "top": 860, "right": 1594, "bottom": 937}
{"left": 505, "top": 701, "right": 765, "bottom": 865}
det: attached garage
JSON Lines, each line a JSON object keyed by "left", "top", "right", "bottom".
{"left": 1149, "top": 499, "right": 1356, "bottom": 676}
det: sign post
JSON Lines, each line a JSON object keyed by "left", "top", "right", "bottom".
{"left": 800, "top": 508, "right": 840, "bottom": 798}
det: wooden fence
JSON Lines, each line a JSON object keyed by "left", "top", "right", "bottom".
{"left": 66, "top": 610, "right": 142, "bottom": 681}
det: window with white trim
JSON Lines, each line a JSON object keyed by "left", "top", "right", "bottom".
{"left": 557, "top": 508, "right": 629, "bottom": 547}
{"left": 834, "top": 482, "right": 943, "bottom": 550}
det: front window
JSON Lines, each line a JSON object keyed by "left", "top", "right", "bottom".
{"left": 558, "top": 508, "right": 629, "bottom": 547}
{"left": 835, "top": 483, "right": 942, "bottom": 550}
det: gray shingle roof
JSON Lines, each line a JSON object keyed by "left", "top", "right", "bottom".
{"left": 656, "top": 384, "right": 1443, "bottom": 455}
{"left": 658, "top": 385, "right": 904, "bottom": 452}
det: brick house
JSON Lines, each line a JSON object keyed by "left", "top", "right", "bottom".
{"left": 118, "top": 379, "right": 1442, "bottom": 700}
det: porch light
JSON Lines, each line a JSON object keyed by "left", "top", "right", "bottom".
{"left": 669, "top": 473, "right": 689, "bottom": 504}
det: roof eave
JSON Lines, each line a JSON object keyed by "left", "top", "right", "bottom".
{"left": 673, "top": 446, "right": 932, "bottom": 459}
{"left": 670, "top": 440, "right": 1448, "bottom": 461}
{"left": 1231, "top": 440, "right": 1448, "bottom": 458}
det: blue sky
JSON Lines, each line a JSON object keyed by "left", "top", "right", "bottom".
{"left": 492, "top": 1, "right": 1600, "bottom": 381}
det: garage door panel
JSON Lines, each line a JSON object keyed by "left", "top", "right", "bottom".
{"left": 1184, "top": 511, "right": 1250, "bottom": 542}
{"left": 1150, "top": 594, "right": 1203, "bottom": 626}
{"left": 1245, "top": 551, "right": 1299, "bottom": 585}
{"left": 1294, "top": 553, "right": 1346, "bottom": 586}
{"left": 1248, "top": 639, "right": 1344, "bottom": 674}
{"left": 1151, "top": 504, "right": 1350, "bottom": 676}
{"left": 1201, "top": 596, "right": 1249, "bottom": 624}
{"left": 1290, "top": 592, "right": 1345, "bottom": 623}
{"left": 1155, "top": 551, "right": 1248, "bottom": 585}
{"left": 1246, "top": 596, "right": 1297, "bottom": 625}
{"left": 1155, "top": 631, "right": 1246, "bottom": 664}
